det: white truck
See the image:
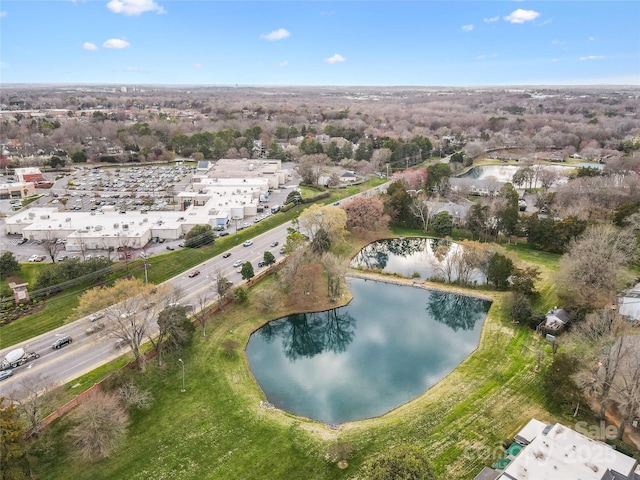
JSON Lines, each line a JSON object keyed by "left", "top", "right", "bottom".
{"left": 1, "top": 347, "right": 40, "bottom": 370}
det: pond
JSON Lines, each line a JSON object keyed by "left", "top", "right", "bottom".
{"left": 245, "top": 278, "right": 491, "bottom": 424}
{"left": 350, "top": 237, "right": 486, "bottom": 285}
{"left": 458, "top": 163, "right": 602, "bottom": 186}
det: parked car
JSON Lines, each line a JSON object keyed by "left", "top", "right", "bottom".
{"left": 18, "top": 238, "right": 28, "bottom": 245}
{"left": 89, "top": 312, "right": 105, "bottom": 322}
{"left": 258, "top": 261, "right": 266, "bottom": 268}
{"left": 166, "top": 245, "right": 175, "bottom": 251}
{"left": 52, "top": 335, "right": 73, "bottom": 349}
{"left": 218, "top": 232, "right": 229, "bottom": 237}
{"left": 222, "top": 252, "right": 231, "bottom": 258}
{"left": 279, "top": 247, "right": 286, "bottom": 254}
{"left": 188, "top": 270, "right": 200, "bottom": 278}
{"left": 243, "top": 240, "right": 253, "bottom": 247}
{"left": 518, "top": 199, "right": 527, "bottom": 211}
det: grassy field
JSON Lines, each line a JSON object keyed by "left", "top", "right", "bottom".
{"left": 30, "top": 231, "right": 579, "bottom": 480}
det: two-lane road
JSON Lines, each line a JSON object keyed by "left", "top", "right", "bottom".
{"left": 0, "top": 183, "right": 391, "bottom": 396}
{"left": 0, "top": 221, "right": 292, "bottom": 395}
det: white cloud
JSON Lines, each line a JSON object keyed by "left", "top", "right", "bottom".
{"left": 123, "top": 66, "right": 147, "bottom": 73}
{"left": 192, "top": 63, "right": 202, "bottom": 69}
{"left": 551, "top": 39, "right": 566, "bottom": 45}
{"left": 552, "top": 58, "right": 560, "bottom": 63}
{"left": 278, "top": 61, "right": 289, "bottom": 67}
{"left": 324, "top": 53, "right": 346, "bottom": 64}
{"left": 103, "top": 38, "right": 130, "bottom": 49}
{"left": 589, "top": 36, "right": 595, "bottom": 41}
{"left": 82, "top": 42, "right": 98, "bottom": 51}
{"left": 0, "top": 11, "right": 7, "bottom": 18}
{"left": 461, "top": 24, "right": 474, "bottom": 32}
{"left": 579, "top": 55, "right": 605, "bottom": 61}
{"left": 476, "top": 54, "right": 486, "bottom": 60}
{"left": 484, "top": 16, "right": 499, "bottom": 23}
{"left": 260, "top": 28, "right": 290, "bottom": 41}
{"left": 539, "top": 18, "right": 553, "bottom": 26}
{"left": 504, "top": 9, "right": 540, "bottom": 24}
{"left": 107, "top": 0, "right": 165, "bottom": 16}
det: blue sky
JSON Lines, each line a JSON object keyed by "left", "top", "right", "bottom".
{"left": 1, "top": 1, "right": 639, "bottom": 86}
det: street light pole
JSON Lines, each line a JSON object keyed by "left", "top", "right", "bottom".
{"left": 233, "top": 216, "right": 240, "bottom": 243}
{"left": 178, "top": 358, "right": 185, "bottom": 392}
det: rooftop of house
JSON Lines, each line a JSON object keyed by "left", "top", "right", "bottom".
{"left": 497, "top": 422, "right": 637, "bottom": 480}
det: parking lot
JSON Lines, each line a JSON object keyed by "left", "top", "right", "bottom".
{"left": 44, "top": 164, "right": 195, "bottom": 213}
{"left": 2, "top": 162, "right": 301, "bottom": 262}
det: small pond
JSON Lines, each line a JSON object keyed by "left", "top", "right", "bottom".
{"left": 350, "top": 237, "right": 486, "bottom": 284}
{"left": 458, "top": 163, "right": 602, "bottom": 186}
{"left": 246, "top": 278, "right": 491, "bottom": 424}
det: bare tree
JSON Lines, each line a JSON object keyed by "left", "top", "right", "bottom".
{"left": 66, "top": 390, "right": 129, "bottom": 461}
{"left": 215, "top": 270, "right": 233, "bottom": 311}
{"left": 76, "top": 278, "right": 172, "bottom": 371}
{"left": 255, "top": 290, "right": 276, "bottom": 313}
{"left": 537, "top": 167, "right": 561, "bottom": 189}
{"left": 116, "top": 382, "right": 153, "bottom": 410}
{"left": 431, "top": 243, "right": 457, "bottom": 283}
{"left": 279, "top": 247, "right": 308, "bottom": 294}
{"left": 321, "top": 252, "right": 347, "bottom": 302}
{"left": 7, "top": 374, "right": 59, "bottom": 436}
{"left": 611, "top": 347, "right": 640, "bottom": 440}
{"left": 193, "top": 291, "right": 212, "bottom": 337}
{"left": 572, "top": 308, "right": 631, "bottom": 419}
{"left": 556, "top": 225, "right": 637, "bottom": 309}
{"left": 39, "top": 232, "right": 64, "bottom": 263}
{"left": 410, "top": 195, "right": 441, "bottom": 232}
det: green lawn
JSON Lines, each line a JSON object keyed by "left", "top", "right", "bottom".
{"left": 8, "top": 190, "right": 603, "bottom": 479}
{"left": 31, "top": 248, "right": 578, "bottom": 480}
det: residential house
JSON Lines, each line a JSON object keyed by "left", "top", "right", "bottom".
{"left": 618, "top": 282, "right": 640, "bottom": 322}
{"left": 339, "top": 171, "right": 357, "bottom": 183}
{"left": 540, "top": 306, "right": 570, "bottom": 332}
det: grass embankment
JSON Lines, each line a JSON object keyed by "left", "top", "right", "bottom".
{"left": 32, "top": 232, "right": 571, "bottom": 480}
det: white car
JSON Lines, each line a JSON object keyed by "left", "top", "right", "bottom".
{"left": 89, "top": 312, "right": 105, "bottom": 322}
{"left": 28, "top": 254, "right": 40, "bottom": 262}
{"left": 233, "top": 260, "right": 242, "bottom": 268}
{"left": 243, "top": 240, "right": 253, "bottom": 247}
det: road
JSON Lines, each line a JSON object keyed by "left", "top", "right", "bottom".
{"left": 0, "top": 180, "right": 390, "bottom": 397}
{"left": 0, "top": 221, "right": 292, "bottom": 396}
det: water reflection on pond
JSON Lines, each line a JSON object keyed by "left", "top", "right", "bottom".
{"left": 350, "top": 237, "right": 486, "bottom": 284}
{"left": 458, "top": 163, "right": 601, "bottom": 186}
{"left": 246, "top": 278, "right": 491, "bottom": 424}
